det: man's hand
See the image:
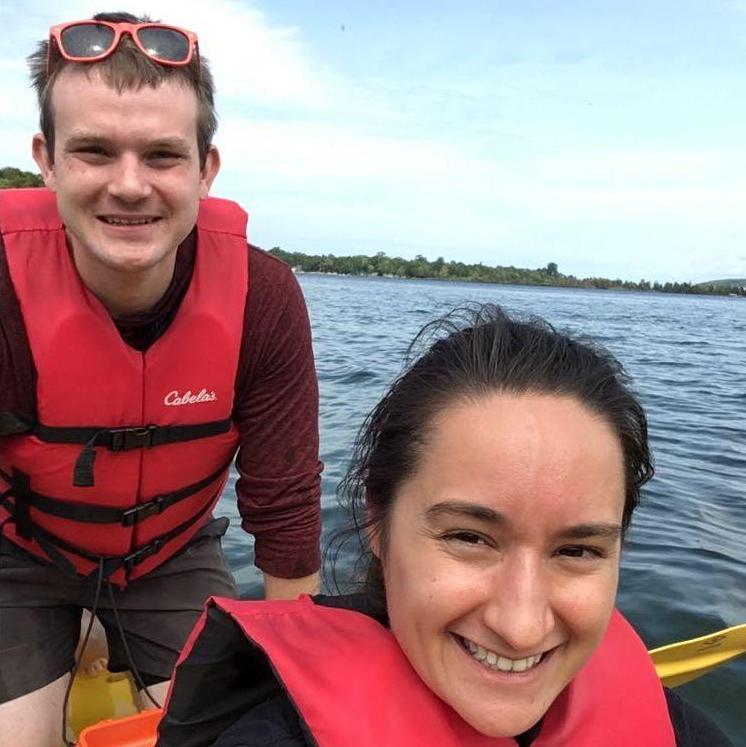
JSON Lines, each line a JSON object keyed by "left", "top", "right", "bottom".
{"left": 263, "top": 571, "right": 320, "bottom": 600}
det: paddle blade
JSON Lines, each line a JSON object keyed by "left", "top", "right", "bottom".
{"left": 650, "top": 623, "right": 746, "bottom": 687}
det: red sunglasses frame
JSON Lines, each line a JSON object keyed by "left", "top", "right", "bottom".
{"left": 47, "top": 20, "right": 199, "bottom": 73}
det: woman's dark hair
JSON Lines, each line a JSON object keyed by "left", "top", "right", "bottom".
{"left": 329, "top": 304, "right": 653, "bottom": 617}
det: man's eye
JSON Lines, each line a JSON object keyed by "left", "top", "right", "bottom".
{"left": 558, "top": 545, "right": 603, "bottom": 559}
{"left": 75, "top": 146, "right": 108, "bottom": 156}
{"left": 150, "top": 151, "right": 183, "bottom": 161}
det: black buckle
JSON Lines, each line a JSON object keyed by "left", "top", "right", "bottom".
{"left": 121, "top": 495, "right": 167, "bottom": 527}
{"left": 122, "top": 538, "right": 163, "bottom": 571}
{"left": 110, "top": 425, "right": 157, "bottom": 452}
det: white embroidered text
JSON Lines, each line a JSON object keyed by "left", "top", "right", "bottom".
{"left": 164, "top": 389, "right": 218, "bottom": 406}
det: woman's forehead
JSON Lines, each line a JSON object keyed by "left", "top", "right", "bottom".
{"left": 423, "top": 391, "right": 619, "bottom": 459}
{"left": 394, "top": 392, "right": 626, "bottom": 525}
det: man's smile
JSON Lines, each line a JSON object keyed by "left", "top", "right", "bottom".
{"left": 97, "top": 214, "right": 162, "bottom": 226}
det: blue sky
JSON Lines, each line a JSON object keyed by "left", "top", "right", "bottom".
{"left": 2, "top": 1, "right": 746, "bottom": 282}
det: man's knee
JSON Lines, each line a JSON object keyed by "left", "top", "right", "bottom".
{"left": 0, "top": 674, "right": 70, "bottom": 747}
{"left": 138, "top": 679, "right": 170, "bottom": 711}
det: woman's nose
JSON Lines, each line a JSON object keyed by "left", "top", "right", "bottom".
{"left": 482, "top": 553, "right": 557, "bottom": 655}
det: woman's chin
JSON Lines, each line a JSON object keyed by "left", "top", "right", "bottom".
{"left": 455, "top": 704, "right": 545, "bottom": 739}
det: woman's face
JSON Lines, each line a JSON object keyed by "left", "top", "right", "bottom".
{"left": 377, "top": 392, "right": 625, "bottom": 737}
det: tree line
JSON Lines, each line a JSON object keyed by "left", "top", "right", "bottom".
{"left": 269, "top": 248, "right": 745, "bottom": 297}
{"left": 0, "top": 167, "right": 44, "bottom": 189}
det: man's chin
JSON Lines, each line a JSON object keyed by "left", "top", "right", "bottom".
{"left": 77, "top": 244, "right": 174, "bottom": 276}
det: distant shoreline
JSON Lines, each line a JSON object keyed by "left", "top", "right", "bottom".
{"left": 292, "top": 269, "right": 746, "bottom": 297}
{"left": 270, "top": 248, "right": 746, "bottom": 298}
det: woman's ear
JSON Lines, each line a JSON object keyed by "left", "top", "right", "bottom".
{"left": 365, "top": 492, "right": 382, "bottom": 558}
{"left": 368, "top": 522, "right": 381, "bottom": 559}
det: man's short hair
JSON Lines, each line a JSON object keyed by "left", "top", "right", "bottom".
{"left": 27, "top": 11, "right": 218, "bottom": 168}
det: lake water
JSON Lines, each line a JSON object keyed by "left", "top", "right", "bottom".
{"left": 219, "top": 274, "right": 746, "bottom": 741}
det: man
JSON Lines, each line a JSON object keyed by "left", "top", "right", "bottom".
{"left": 0, "top": 11, "right": 322, "bottom": 747}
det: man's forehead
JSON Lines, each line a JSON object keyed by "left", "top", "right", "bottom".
{"left": 51, "top": 69, "right": 199, "bottom": 148}
{"left": 50, "top": 64, "right": 194, "bottom": 98}
{"left": 49, "top": 66, "right": 200, "bottom": 129}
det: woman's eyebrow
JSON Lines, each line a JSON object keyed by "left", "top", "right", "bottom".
{"left": 424, "top": 501, "right": 505, "bottom": 524}
{"left": 424, "top": 501, "right": 622, "bottom": 540}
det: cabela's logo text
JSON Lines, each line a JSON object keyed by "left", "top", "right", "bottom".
{"left": 164, "top": 389, "right": 217, "bottom": 406}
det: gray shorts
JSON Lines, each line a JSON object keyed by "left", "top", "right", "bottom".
{"left": 0, "top": 517, "right": 238, "bottom": 703}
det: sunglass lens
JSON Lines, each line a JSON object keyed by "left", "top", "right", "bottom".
{"left": 137, "top": 28, "right": 190, "bottom": 62}
{"left": 60, "top": 23, "right": 115, "bottom": 58}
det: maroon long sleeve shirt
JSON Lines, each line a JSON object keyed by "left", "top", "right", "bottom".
{"left": 0, "top": 230, "right": 322, "bottom": 578}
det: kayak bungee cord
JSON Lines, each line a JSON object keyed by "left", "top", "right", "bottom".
{"left": 62, "top": 559, "right": 104, "bottom": 747}
{"left": 60, "top": 562, "right": 162, "bottom": 746}
{"left": 106, "top": 581, "right": 162, "bottom": 709}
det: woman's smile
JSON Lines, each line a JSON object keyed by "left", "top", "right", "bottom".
{"left": 452, "top": 632, "right": 552, "bottom": 674}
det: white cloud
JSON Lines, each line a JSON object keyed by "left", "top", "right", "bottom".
{"left": 218, "top": 117, "right": 501, "bottom": 184}
{"left": 143, "top": 0, "right": 335, "bottom": 108}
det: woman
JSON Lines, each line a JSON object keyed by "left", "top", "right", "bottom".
{"left": 156, "top": 305, "right": 731, "bottom": 746}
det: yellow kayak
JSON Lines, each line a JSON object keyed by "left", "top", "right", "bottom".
{"left": 69, "top": 668, "right": 149, "bottom": 746}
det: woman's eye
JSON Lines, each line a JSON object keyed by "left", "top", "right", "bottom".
{"left": 443, "top": 531, "right": 489, "bottom": 546}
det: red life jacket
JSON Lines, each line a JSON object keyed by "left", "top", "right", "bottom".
{"left": 163, "top": 596, "right": 675, "bottom": 746}
{"left": 0, "top": 188, "right": 248, "bottom": 586}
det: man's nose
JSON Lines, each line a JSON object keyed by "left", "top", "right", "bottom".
{"left": 482, "top": 552, "right": 556, "bottom": 655}
{"left": 107, "top": 154, "right": 152, "bottom": 201}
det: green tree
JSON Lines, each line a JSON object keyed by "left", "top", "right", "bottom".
{"left": 0, "top": 167, "right": 44, "bottom": 189}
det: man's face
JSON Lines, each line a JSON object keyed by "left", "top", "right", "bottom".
{"left": 33, "top": 67, "right": 219, "bottom": 284}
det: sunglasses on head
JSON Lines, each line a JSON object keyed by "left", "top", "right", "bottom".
{"left": 47, "top": 20, "right": 199, "bottom": 73}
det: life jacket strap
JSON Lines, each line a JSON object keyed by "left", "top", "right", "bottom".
{"left": 120, "top": 460, "right": 232, "bottom": 526}
{"left": 1, "top": 469, "right": 33, "bottom": 539}
{"left": 0, "top": 470, "right": 76, "bottom": 573}
{"left": 0, "top": 458, "right": 232, "bottom": 526}
{"left": 33, "top": 418, "right": 233, "bottom": 487}
{"left": 3, "top": 480, "right": 222, "bottom": 581}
